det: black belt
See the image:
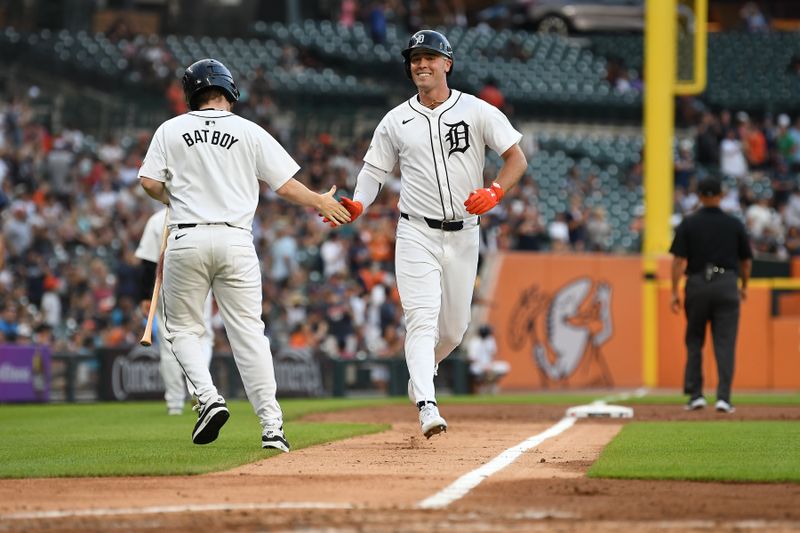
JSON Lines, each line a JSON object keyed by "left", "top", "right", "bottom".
{"left": 400, "top": 212, "right": 470, "bottom": 231}
{"left": 176, "top": 222, "right": 228, "bottom": 229}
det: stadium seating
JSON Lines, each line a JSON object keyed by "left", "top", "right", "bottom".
{"left": 5, "top": 23, "right": 800, "bottom": 115}
{"left": 590, "top": 32, "right": 800, "bottom": 113}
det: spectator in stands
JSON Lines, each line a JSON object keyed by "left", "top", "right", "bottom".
{"left": 320, "top": 231, "right": 348, "bottom": 278}
{"left": 783, "top": 187, "right": 800, "bottom": 229}
{"left": 439, "top": 0, "right": 468, "bottom": 28}
{"left": 338, "top": 0, "right": 358, "bottom": 28}
{"left": 788, "top": 117, "right": 800, "bottom": 172}
{"left": 674, "top": 139, "right": 696, "bottom": 192}
{"left": 743, "top": 118, "right": 768, "bottom": 170}
{"left": 369, "top": 323, "right": 405, "bottom": 392}
{"left": 165, "top": 79, "right": 188, "bottom": 116}
{"left": 740, "top": 2, "right": 770, "bottom": 33}
{"left": 548, "top": 212, "right": 570, "bottom": 251}
{"left": 747, "top": 193, "right": 784, "bottom": 256}
{"left": 514, "top": 207, "right": 548, "bottom": 251}
{"left": 466, "top": 325, "right": 509, "bottom": 394}
{"left": 368, "top": 1, "right": 388, "bottom": 44}
{"left": 0, "top": 304, "right": 20, "bottom": 342}
{"left": 775, "top": 114, "right": 795, "bottom": 164}
{"left": 478, "top": 77, "right": 507, "bottom": 113}
{"left": 719, "top": 109, "right": 735, "bottom": 140}
{"left": 106, "top": 17, "right": 134, "bottom": 42}
{"left": 695, "top": 114, "right": 719, "bottom": 169}
{"left": 404, "top": 0, "right": 423, "bottom": 33}
{"left": 625, "top": 152, "right": 643, "bottom": 189}
{"left": 784, "top": 226, "right": 800, "bottom": 256}
{"left": 720, "top": 129, "right": 748, "bottom": 179}
{"left": 771, "top": 157, "right": 794, "bottom": 208}
{"left": 586, "top": 207, "right": 612, "bottom": 252}
{"left": 270, "top": 222, "right": 299, "bottom": 287}
{"left": 566, "top": 196, "right": 587, "bottom": 250}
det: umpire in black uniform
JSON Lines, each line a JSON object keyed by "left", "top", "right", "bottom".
{"left": 669, "top": 177, "right": 753, "bottom": 413}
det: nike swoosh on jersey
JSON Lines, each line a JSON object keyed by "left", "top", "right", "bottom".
{"left": 402, "top": 118, "right": 415, "bottom": 124}
{"left": 175, "top": 233, "right": 187, "bottom": 240}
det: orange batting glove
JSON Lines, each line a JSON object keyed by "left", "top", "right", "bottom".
{"left": 322, "top": 197, "right": 363, "bottom": 227}
{"left": 464, "top": 182, "right": 504, "bottom": 215}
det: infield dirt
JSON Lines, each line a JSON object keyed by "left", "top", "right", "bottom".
{"left": 1, "top": 403, "right": 799, "bottom": 532}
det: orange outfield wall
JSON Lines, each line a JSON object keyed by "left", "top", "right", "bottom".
{"left": 488, "top": 253, "right": 643, "bottom": 389}
{"left": 488, "top": 252, "right": 800, "bottom": 390}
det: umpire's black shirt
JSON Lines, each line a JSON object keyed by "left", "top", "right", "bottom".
{"left": 669, "top": 207, "right": 753, "bottom": 274}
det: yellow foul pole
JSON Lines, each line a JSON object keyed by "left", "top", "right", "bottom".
{"left": 643, "top": 0, "right": 677, "bottom": 387}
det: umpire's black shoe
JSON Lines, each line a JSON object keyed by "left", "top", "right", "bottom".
{"left": 684, "top": 396, "right": 707, "bottom": 411}
{"left": 192, "top": 396, "right": 229, "bottom": 445}
{"left": 715, "top": 399, "right": 736, "bottom": 413}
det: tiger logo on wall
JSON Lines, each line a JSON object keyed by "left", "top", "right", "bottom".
{"left": 507, "top": 277, "right": 614, "bottom": 387}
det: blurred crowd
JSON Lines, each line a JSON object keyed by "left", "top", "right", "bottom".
{"left": 5, "top": 76, "right": 800, "bottom": 356}
{"left": 0, "top": 84, "right": 539, "bottom": 361}
{"left": 2, "top": 1, "right": 800, "bottom": 358}
{"left": 672, "top": 108, "right": 800, "bottom": 259}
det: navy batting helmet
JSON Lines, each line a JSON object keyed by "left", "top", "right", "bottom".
{"left": 401, "top": 30, "right": 454, "bottom": 79}
{"left": 182, "top": 58, "right": 240, "bottom": 111}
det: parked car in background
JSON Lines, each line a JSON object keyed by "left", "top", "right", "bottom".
{"left": 477, "top": 0, "right": 645, "bottom": 36}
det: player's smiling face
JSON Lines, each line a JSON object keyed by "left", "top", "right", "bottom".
{"left": 410, "top": 50, "right": 451, "bottom": 90}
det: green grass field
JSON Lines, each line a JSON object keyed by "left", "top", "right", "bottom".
{"left": 1, "top": 393, "right": 798, "bottom": 480}
{"left": 0, "top": 399, "right": 394, "bottom": 478}
{"left": 588, "top": 421, "right": 800, "bottom": 482}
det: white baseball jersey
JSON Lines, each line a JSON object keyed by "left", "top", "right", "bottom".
{"left": 138, "top": 110, "right": 300, "bottom": 228}
{"left": 139, "top": 109, "right": 297, "bottom": 430}
{"left": 363, "top": 90, "right": 523, "bottom": 408}
{"left": 135, "top": 208, "right": 168, "bottom": 264}
{"left": 364, "top": 90, "right": 521, "bottom": 221}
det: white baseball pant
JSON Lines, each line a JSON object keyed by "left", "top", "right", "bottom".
{"left": 157, "top": 292, "right": 213, "bottom": 412}
{"left": 161, "top": 225, "right": 283, "bottom": 429}
{"left": 395, "top": 215, "right": 480, "bottom": 404}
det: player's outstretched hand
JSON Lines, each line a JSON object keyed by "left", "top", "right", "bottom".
{"left": 318, "top": 185, "right": 352, "bottom": 226}
{"left": 322, "top": 196, "right": 363, "bottom": 227}
{"left": 464, "top": 182, "right": 504, "bottom": 215}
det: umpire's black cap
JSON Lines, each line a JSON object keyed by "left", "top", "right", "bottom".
{"left": 697, "top": 177, "right": 722, "bottom": 197}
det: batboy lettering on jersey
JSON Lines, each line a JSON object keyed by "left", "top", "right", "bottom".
{"left": 181, "top": 130, "right": 240, "bottom": 150}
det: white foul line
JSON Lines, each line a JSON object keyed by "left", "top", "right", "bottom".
{"left": 599, "top": 387, "right": 649, "bottom": 404}
{"left": 417, "top": 417, "right": 577, "bottom": 509}
{"left": 1, "top": 502, "right": 355, "bottom": 521}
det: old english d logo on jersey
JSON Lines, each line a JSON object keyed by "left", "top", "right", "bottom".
{"left": 444, "top": 121, "right": 469, "bottom": 157}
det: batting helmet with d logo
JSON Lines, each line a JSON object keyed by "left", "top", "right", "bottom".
{"left": 401, "top": 30, "right": 454, "bottom": 79}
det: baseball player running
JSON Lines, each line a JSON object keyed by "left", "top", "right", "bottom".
{"left": 136, "top": 207, "right": 214, "bottom": 415}
{"left": 329, "top": 30, "right": 527, "bottom": 437}
{"left": 139, "top": 59, "right": 351, "bottom": 450}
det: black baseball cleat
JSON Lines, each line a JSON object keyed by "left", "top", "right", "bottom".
{"left": 192, "top": 396, "right": 230, "bottom": 445}
{"left": 262, "top": 425, "right": 290, "bottom": 452}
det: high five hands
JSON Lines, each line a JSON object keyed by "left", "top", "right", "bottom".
{"left": 322, "top": 195, "right": 363, "bottom": 227}
{"left": 464, "top": 182, "right": 504, "bottom": 215}
{"left": 318, "top": 186, "right": 354, "bottom": 226}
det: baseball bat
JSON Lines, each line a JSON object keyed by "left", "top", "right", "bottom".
{"left": 139, "top": 210, "right": 170, "bottom": 347}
